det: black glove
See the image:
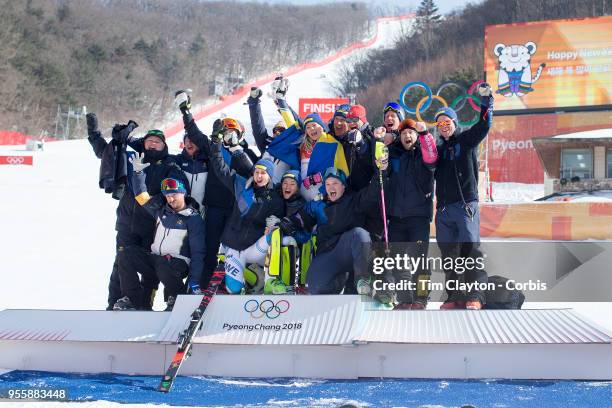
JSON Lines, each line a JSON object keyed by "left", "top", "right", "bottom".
{"left": 211, "top": 119, "right": 225, "bottom": 143}
{"left": 279, "top": 216, "right": 297, "bottom": 235}
{"left": 86, "top": 113, "right": 99, "bottom": 136}
{"left": 111, "top": 120, "right": 139, "bottom": 143}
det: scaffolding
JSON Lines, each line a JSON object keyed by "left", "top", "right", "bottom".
{"left": 54, "top": 105, "right": 87, "bottom": 140}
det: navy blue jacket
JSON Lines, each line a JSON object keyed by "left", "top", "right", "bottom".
{"left": 387, "top": 139, "right": 436, "bottom": 219}
{"left": 210, "top": 141, "right": 285, "bottom": 251}
{"left": 435, "top": 97, "right": 493, "bottom": 208}
{"left": 297, "top": 172, "right": 381, "bottom": 254}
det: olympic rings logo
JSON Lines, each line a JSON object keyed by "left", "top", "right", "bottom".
{"left": 399, "top": 80, "right": 484, "bottom": 127}
{"left": 244, "top": 299, "right": 290, "bottom": 319}
{"left": 6, "top": 156, "right": 25, "bottom": 165}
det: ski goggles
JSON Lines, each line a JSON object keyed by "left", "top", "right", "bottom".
{"left": 383, "top": 102, "right": 402, "bottom": 115}
{"left": 302, "top": 172, "right": 323, "bottom": 189}
{"left": 323, "top": 167, "right": 347, "bottom": 186}
{"left": 161, "top": 178, "right": 186, "bottom": 194}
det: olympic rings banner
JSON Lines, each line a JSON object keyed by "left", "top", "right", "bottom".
{"left": 0, "top": 156, "right": 33, "bottom": 166}
{"left": 399, "top": 80, "right": 484, "bottom": 126}
{"left": 484, "top": 16, "right": 612, "bottom": 113}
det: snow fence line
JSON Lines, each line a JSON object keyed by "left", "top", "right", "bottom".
{"left": 162, "top": 13, "right": 415, "bottom": 139}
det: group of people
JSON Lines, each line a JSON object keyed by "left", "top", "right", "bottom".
{"left": 88, "top": 75, "right": 494, "bottom": 311}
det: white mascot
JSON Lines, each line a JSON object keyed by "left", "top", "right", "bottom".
{"left": 494, "top": 41, "right": 545, "bottom": 97}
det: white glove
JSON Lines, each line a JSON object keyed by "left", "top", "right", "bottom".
{"left": 347, "top": 129, "right": 363, "bottom": 145}
{"left": 266, "top": 215, "right": 281, "bottom": 229}
{"left": 478, "top": 83, "right": 492, "bottom": 97}
{"left": 223, "top": 130, "right": 241, "bottom": 147}
{"left": 174, "top": 89, "right": 192, "bottom": 112}
{"left": 271, "top": 76, "right": 289, "bottom": 100}
{"left": 129, "top": 152, "right": 150, "bottom": 173}
{"left": 249, "top": 87, "right": 263, "bottom": 99}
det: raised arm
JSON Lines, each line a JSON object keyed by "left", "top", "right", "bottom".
{"left": 129, "top": 153, "right": 165, "bottom": 214}
{"left": 461, "top": 84, "right": 494, "bottom": 148}
{"left": 247, "top": 87, "right": 270, "bottom": 153}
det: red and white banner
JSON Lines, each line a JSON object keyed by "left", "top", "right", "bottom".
{"left": 0, "top": 155, "right": 33, "bottom": 166}
{"left": 299, "top": 98, "right": 350, "bottom": 123}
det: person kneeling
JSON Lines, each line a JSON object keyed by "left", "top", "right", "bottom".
{"left": 114, "top": 153, "right": 205, "bottom": 311}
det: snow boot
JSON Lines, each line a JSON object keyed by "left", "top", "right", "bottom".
{"left": 113, "top": 296, "right": 136, "bottom": 311}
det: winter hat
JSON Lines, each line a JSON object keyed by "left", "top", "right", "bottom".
{"left": 383, "top": 102, "right": 405, "bottom": 121}
{"left": 143, "top": 129, "right": 166, "bottom": 144}
{"left": 348, "top": 104, "right": 367, "bottom": 123}
{"left": 303, "top": 113, "right": 327, "bottom": 131}
{"left": 254, "top": 158, "right": 275, "bottom": 179}
{"left": 333, "top": 104, "right": 351, "bottom": 120}
{"left": 399, "top": 118, "right": 418, "bottom": 132}
{"left": 272, "top": 121, "right": 286, "bottom": 132}
{"left": 281, "top": 169, "right": 301, "bottom": 185}
{"left": 434, "top": 107, "right": 458, "bottom": 126}
{"left": 323, "top": 167, "right": 347, "bottom": 186}
{"left": 161, "top": 178, "right": 186, "bottom": 195}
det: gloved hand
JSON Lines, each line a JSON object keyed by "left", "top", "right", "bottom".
{"left": 478, "top": 82, "right": 492, "bottom": 97}
{"left": 111, "top": 120, "right": 139, "bottom": 143}
{"left": 174, "top": 89, "right": 192, "bottom": 113}
{"left": 415, "top": 121, "right": 427, "bottom": 132}
{"left": 266, "top": 215, "right": 281, "bottom": 229}
{"left": 188, "top": 281, "right": 202, "bottom": 295}
{"left": 129, "top": 152, "right": 150, "bottom": 173}
{"left": 373, "top": 126, "right": 386, "bottom": 140}
{"left": 249, "top": 87, "right": 263, "bottom": 100}
{"left": 279, "top": 216, "right": 297, "bottom": 235}
{"left": 86, "top": 113, "right": 99, "bottom": 136}
{"left": 347, "top": 129, "right": 363, "bottom": 145}
{"left": 223, "top": 130, "right": 241, "bottom": 148}
{"left": 271, "top": 75, "right": 289, "bottom": 100}
{"left": 302, "top": 172, "right": 323, "bottom": 189}
{"left": 375, "top": 141, "right": 389, "bottom": 170}
{"left": 211, "top": 119, "right": 225, "bottom": 143}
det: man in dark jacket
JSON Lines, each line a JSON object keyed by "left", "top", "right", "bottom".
{"left": 87, "top": 114, "right": 188, "bottom": 310}
{"left": 282, "top": 166, "right": 381, "bottom": 294}
{"left": 113, "top": 153, "right": 205, "bottom": 311}
{"left": 385, "top": 118, "right": 438, "bottom": 310}
{"left": 434, "top": 83, "right": 493, "bottom": 310}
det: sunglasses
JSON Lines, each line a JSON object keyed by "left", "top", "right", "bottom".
{"left": 436, "top": 120, "right": 453, "bottom": 127}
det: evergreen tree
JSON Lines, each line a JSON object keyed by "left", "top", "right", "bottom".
{"left": 415, "top": 0, "right": 441, "bottom": 60}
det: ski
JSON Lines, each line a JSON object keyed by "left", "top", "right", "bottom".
{"left": 158, "top": 265, "right": 225, "bottom": 393}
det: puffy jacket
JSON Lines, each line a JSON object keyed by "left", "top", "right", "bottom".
{"left": 132, "top": 172, "right": 205, "bottom": 286}
{"left": 174, "top": 149, "right": 208, "bottom": 208}
{"left": 435, "top": 96, "right": 493, "bottom": 208}
{"left": 387, "top": 138, "right": 436, "bottom": 219}
{"left": 210, "top": 141, "right": 285, "bottom": 251}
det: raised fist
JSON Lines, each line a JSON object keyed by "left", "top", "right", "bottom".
{"left": 478, "top": 83, "right": 492, "bottom": 97}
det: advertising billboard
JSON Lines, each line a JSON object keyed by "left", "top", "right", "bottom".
{"left": 484, "top": 16, "right": 612, "bottom": 114}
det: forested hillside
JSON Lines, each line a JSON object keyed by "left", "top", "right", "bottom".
{"left": 0, "top": 0, "right": 369, "bottom": 135}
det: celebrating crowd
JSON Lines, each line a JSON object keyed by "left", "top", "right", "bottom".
{"left": 87, "top": 76, "right": 494, "bottom": 312}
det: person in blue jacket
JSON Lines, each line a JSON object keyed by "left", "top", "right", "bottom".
{"left": 113, "top": 153, "right": 205, "bottom": 311}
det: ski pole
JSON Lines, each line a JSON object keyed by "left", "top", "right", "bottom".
{"left": 375, "top": 141, "right": 390, "bottom": 255}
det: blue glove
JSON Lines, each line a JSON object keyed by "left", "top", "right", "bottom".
{"left": 188, "top": 281, "right": 202, "bottom": 295}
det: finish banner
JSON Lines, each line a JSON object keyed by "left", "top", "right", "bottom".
{"left": 299, "top": 98, "right": 350, "bottom": 123}
{"left": 484, "top": 16, "right": 612, "bottom": 113}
